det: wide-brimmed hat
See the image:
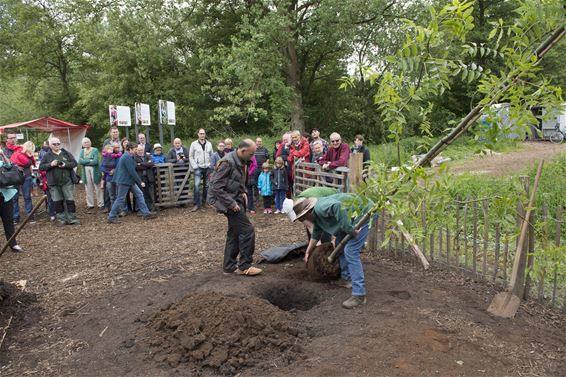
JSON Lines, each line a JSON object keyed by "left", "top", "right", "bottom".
{"left": 292, "top": 198, "right": 317, "bottom": 222}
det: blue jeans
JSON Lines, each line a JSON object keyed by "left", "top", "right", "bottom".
{"left": 193, "top": 167, "right": 209, "bottom": 207}
{"left": 274, "top": 190, "right": 285, "bottom": 211}
{"left": 109, "top": 184, "right": 150, "bottom": 220}
{"left": 45, "top": 190, "right": 55, "bottom": 216}
{"left": 335, "top": 222, "right": 370, "bottom": 297}
{"left": 13, "top": 175, "right": 34, "bottom": 220}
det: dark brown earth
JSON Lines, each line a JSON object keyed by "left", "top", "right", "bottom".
{"left": 0, "top": 188, "right": 564, "bottom": 376}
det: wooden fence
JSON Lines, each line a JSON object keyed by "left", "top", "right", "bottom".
{"left": 367, "top": 199, "right": 566, "bottom": 312}
{"left": 294, "top": 153, "right": 364, "bottom": 195}
{"left": 154, "top": 163, "right": 193, "bottom": 208}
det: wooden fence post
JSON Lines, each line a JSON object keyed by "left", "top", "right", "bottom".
{"left": 348, "top": 153, "right": 363, "bottom": 191}
{"left": 552, "top": 206, "right": 561, "bottom": 307}
{"left": 482, "top": 199, "right": 489, "bottom": 279}
{"left": 515, "top": 176, "right": 530, "bottom": 300}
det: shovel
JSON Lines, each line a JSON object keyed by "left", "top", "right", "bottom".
{"left": 487, "top": 160, "right": 544, "bottom": 318}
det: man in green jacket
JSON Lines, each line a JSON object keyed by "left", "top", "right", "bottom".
{"left": 293, "top": 193, "right": 374, "bottom": 309}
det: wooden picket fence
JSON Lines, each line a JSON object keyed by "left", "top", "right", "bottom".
{"left": 367, "top": 198, "right": 566, "bottom": 312}
{"left": 154, "top": 163, "right": 193, "bottom": 208}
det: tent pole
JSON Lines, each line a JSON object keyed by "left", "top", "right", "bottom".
{"left": 67, "top": 128, "right": 71, "bottom": 147}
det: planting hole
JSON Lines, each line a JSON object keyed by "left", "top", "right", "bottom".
{"left": 257, "top": 282, "right": 320, "bottom": 311}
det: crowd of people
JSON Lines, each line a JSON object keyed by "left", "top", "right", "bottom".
{"left": 0, "top": 128, "right": 372, "bottom": 309}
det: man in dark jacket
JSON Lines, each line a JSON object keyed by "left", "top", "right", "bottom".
{"left": 167, "top": 138, "right": 189, "bottom": 164}
{"left": 39, "top": 137, "right": 80, "bottom": 226}
{"left": 3, "top": 133, "right": 20, "bottom": 159}
{"left": 134, "top": 144, "right": 155, "bottom": 211}
{"left": 108, "top": 142, "right": 156, "bottom": 223}
{"left": 208, "top": 139, "right": 262, "bottom": 276}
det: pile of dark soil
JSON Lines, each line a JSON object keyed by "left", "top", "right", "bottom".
{"left": 306, "top": 242, "right": 341, "bottom": 280}
{"left": 145, "top": 291, "right": 307, "bottom": 375}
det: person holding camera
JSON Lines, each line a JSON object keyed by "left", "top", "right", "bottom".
{"left": 108, "top": 142, "right": 156, "bottom": 224}
{"left": 168, "top": 138, "right": 189, "bottom": 165}
{"left": 39, "top": 138, "right": 80, "bottom": 226}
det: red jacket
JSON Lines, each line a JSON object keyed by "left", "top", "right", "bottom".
{"left": 10, "top": 149, "right": 35, "bottom": 174}
{"left": 319, "top": 142, "right": 350, "bottom": 169}
{"left": 288, "top": 137, "right": 310, "bottom": 164}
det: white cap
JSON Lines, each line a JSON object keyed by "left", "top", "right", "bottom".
{"left": 282, "top": 198, "right": 296, "bottom": 221}
{"left": 153, "top": 143, "right": 162, "bottom": 149}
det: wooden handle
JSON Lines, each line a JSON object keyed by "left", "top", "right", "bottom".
{"left": 508, "top": 161, "right": 544, "bottom": 291}
{"left": 0, "top": 195, "right": 47, "bottom": 258}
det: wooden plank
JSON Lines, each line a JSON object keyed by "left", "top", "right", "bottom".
{"left": 454, "top": 202, "right": 460, "bottom": 267}
{"left": 536, "top": 202, "right": 549, "bottom": 302}
{"left": 482, "top": 199, "right": 489, "bottom": 278}
{"left": 503, "top": 236, "right": 509, "bottom": 282}
{"left": 493, "top": 224, "right": 501, "bottom": 283}
{"left": 446, "top": 228, "right": 451, "bottom": 269}
{"left": 429, "top": 233, "right": 434, "bottom": 261}
{"left": 348, "top": 153, "right": 363, "bottom": 190}
{"left": 552, "top": 206, "right": 561, "bottom": 307}
{"left": 463, "top": 197, "right": 469, "bottom": 268}
{"left": 421, "top": 202, "right": 427, "bottom": 256}
{"left": 473, "top": 201, "right": 478, "bottom": 276}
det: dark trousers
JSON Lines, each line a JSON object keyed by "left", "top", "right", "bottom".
{"left": 0, "top": 194, "right": 16, "bottom": 247}
{"left": 223, "top": 207, "right": 255, "bottom": 272}
{"left": 262, "top": 195, "right": 273, "bottom": 209}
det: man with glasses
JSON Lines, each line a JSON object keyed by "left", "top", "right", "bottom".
{"left": 319, "top": 132, "right": 350, "bottom": 171}
{"left": 39, "top": 138, "right": 80, "bottom": 226}
{"left": 3, "top": 133, "right": 20, "bottom": 159}
{"left": 189, "top": 129, "right": 213, "bottom": 212}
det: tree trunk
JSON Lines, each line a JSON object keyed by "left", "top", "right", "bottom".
{"left": 285, "top": 37, "right": 305, "bottom": 132}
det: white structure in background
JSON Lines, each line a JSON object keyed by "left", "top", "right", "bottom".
{"left": 541, "top": 103, "right": 566, "bottom": 140}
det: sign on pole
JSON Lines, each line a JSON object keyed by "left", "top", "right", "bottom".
{"left": 166, "top": 101, "right": 176, "bottom": 125}
{"left": 108, "top": 105, "right": 131, "bottom": 127}
{"left": 135, "top": 103, "right": 151, "bottom": 126}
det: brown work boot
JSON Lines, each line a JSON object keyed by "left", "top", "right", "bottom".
{"left": 342, "top": 295, "right": 367, "bottom": 309}
{"left": 236, "top": 266, "right": 262, "bottom": 276}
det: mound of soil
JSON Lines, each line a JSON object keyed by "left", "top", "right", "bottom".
{"left": 145, "top": 291, "right": 307, "bottom": 375}
{"left": 306, "top": 242, "right": 341, "bottom": 280}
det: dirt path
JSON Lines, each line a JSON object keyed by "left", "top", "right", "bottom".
{"left": 449, "top": 141, "right": 566, "bottom": 176}
{"left": 0, "top": 190, "right": 564, "bottom": 376}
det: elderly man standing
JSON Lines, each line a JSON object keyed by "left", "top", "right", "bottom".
{"left": 168, "top": 138, "right": 189, "bottom": 164}
{"left": 189, "top": 128, "right": 213, "bottom": 212}
{"left": 293, "top": 193, "right": 374, "bottom": 309}
{"left": 39, "top": 138, "right": 80, "bottom": 226}
{"left": 137, "top": 133, "right": 153, "bottom": 154}
{"left": 208, "top": 139, "right": 262, "bottom": 276}
{"left": 319, "top": 132, "right": 350, "bottom": 171}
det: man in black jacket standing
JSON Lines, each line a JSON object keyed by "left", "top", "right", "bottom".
{"left": 39, "top": 137, "right": 80, "bottom": 226}
{"left": 208, "top": 139, "right": 262, "bottom": 276}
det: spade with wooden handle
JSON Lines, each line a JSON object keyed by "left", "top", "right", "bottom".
{"left": 487, "top": 160, "right": 543, "bottom": 318}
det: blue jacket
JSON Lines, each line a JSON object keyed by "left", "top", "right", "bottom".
{"left": 270, "top": 167, "right": 288, "bottom": 191}
{"left": 113, "top": 153, "right": 142, "bottom": 187}
{"left": 151, "top": 153, "right": 167, "bottom": 164}
{"left": 257, "top": 171, "right": 273, "bottom": 196}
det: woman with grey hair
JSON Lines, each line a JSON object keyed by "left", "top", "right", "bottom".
{"left": 79, "top": 137, "right": 103, "bottom": 209}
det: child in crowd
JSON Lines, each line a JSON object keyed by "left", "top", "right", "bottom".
{"left": 151, "top": 143, "right": 167, "bottom": 164}
{"left": 224, "top": 138, "right": 234, "bottom": 153}
{"left": 273, "top": 140, "right": 281, "bottom": 160}
{"left": 100, "top": 143, "right": 121, "bottom": 211}
{"left": 271, "top": 157, "right": 288, "bottom": 214}
{"left": 257, "top": 162, "right": 273, "bottom": 214}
